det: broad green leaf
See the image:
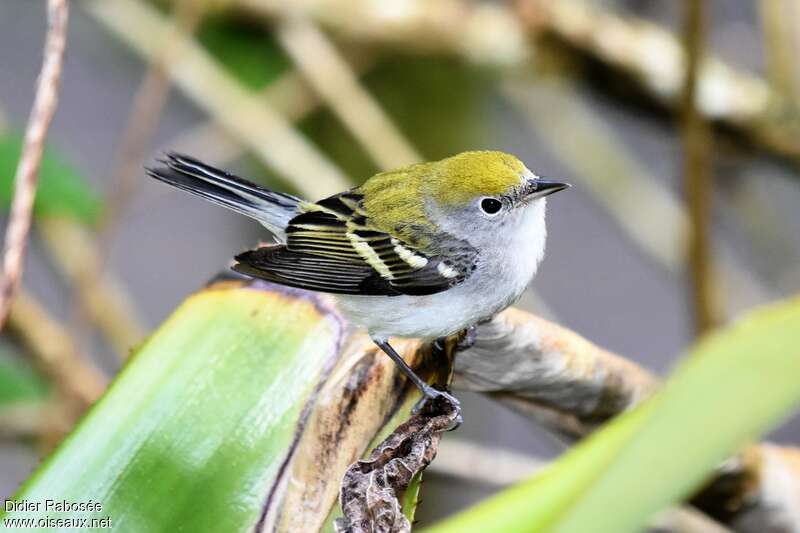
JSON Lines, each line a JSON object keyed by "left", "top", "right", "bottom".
{"left": 426, "top": 296, "right": 800, "bottom": 533}
{"left": 1, "top": 280, "right": 344, "bottom": 532}
{"left": 0, "top": 134, "right": 101, "bottom": 224}
{"left": 0, "top": 342, "right": 48, "bottom": 405}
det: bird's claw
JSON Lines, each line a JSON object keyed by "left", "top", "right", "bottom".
{"left": 412, "top": 386, "right": 462, "bottom": 431}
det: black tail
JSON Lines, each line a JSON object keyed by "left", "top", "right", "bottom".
{"left": 146, "top": 153, "right": 301, "bottom": 239}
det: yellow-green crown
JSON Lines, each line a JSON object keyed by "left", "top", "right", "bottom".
{"left": 362, "top": 150, "right": 527, "bottom": 207}
{"left": 360, "top": 151, "right": 528, "bottom": 244}
{"left": 425, "top": 150, "right": 527, "bottom": 205}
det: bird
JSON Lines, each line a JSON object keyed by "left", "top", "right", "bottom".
{"left": 146, "top": 151, "right": 569, "bottom": 420}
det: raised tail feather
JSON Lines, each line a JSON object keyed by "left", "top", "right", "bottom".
{"left": 146, "top": 153, "right": 301, "bottom": 242}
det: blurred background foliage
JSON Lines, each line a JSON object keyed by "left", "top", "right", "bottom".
{"left": 1, "top": 0, "right": 800, "bottom": 530}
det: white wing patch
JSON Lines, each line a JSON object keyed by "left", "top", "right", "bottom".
{"left": 391, "top": 238, "right": 429, "bottom": 269}
{"left": 437, "top": 262, "right": 459, "bottom": 279}
{"left": 349, "top": 233, "right": 394, "bottom": 279}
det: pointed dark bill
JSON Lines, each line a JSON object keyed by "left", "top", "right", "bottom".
{"left": 527, "top": 179, "right": 570, "bottom": 200}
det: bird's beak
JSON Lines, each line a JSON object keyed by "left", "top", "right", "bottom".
{"left": 526, "top": 179, "right": 571, "bottom": 200}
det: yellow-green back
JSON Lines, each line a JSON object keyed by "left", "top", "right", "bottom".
{"left": 359, "top": 151, "right": 527, "bottom": 244}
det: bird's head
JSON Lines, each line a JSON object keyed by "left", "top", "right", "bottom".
{"left": 426, "top": 150, "right": 566, "bottom": 208}
{"left": 421, "top": 151, "right": 569, "bottom": 249}
{"left": 361, "top": 150, "right": 569, "bottom": 252}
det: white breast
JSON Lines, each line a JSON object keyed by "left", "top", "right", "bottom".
{"left": 336, "top": 200, "right": 548, "bottom": 341}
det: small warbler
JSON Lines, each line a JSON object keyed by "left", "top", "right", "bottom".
{"left": 147, "top": 151, "right": 568, "bottom": 419}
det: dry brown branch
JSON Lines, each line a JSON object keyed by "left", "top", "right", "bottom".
{"left": 0, "top": 401, "right": 73, "bottom": 443}
{"left": 681, "top": 0, "right": 718, "bottom": 335}
{"left": 259, "top": 331, "right": 459, "bottom": 532}
{"left": 502, "top": 78, "right": 771, "bottom": 318}
{"left": 759, "top": 0, "right": 800, "bottom": 113}
{"left": 275, "top": 16, "right": 421, "bottom": 169}
{"left": 62, "top": 0, "right": 202, "bottom": 359}
{"left": 266, "top": 335, "right": 421, "bottom": 532}
{"left": 6, "top": 290, "right": 107, "bottom": 413}
{"left": 0, "top": 402, "right": 50, "bottom": 441}
{"left": 0, "top": 107, "right": 147, "bottom": 360}
{"left": 87, "top": 0, "right": 350, "bottom": 199}
{"left": 454, "top": 308, "right": 657, "bottom": 435}
{"left": 99, "top": 0, "right": 203, "bottom": 246}
{"left": 516, "top": 0, "right": 800, "bottom": 169}
{"left": 38, "top": 218, "right": 147, "bottom": 356}
{"left": 162, "top": 49, "right": 377, "bottom": 168}
{"left": 231, "top": 0, "right": 800, "bottom": 167}
{"left": 727, "top": 445, "right": 800, "bottom": 532}
{"left": 0, "top": 0, "right": 68, "bottom": 330}
{"left": 453, "top": 308, "right": 800, "bottom": 532}
{"left": 269, "top": 306, "right": 776, "bottom": 532}
{"left": 232, "top": 0, "right": 766, "bottom": 124}
{"left": 163, "top": 66, "right": 345, "bottom": 166}
{"left": 516, "top": 0, "right": 769, "bottom": 124}
{"left": 235, "top": 0, "right": 529, "bottom": 66}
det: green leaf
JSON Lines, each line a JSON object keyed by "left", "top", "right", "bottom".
{"left": 0, "top": 341, "right": 48, "bottom": 405}
{"left": 426, "top": 296, "right": 800, "bottom": 533}
{"left": 301, "top": 55, "right": 495, "bottom": 183}
{"left": 1, "top": 280, "right": 344, "bottom": 532}
{"left": 197, "top": 16, "right": 290, "bottom": 90}
{"left": 0, "top": 134, "right": 102, "bottom": 224}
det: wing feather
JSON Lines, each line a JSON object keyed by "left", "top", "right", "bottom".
{"left": 233, "top": 190, "right": 478, "bottom": 296}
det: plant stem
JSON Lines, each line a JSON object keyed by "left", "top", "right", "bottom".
{"left": 681, "top": 0, "right": 717, "bottom": 335}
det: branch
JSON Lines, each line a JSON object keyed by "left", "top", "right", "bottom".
{"left": 502, "top": 78, "right": 771, "bottom": 318}
{"left": 231, "top": 0, "right": 800, "bottom": 170}
{"left": 7, "top": 290, "right": 107, "bottom": 414}
{"left": 0, "top": 0, "right": 68, "bottom": 330}
{"left": 60, "top": 1, "right": 202, "bottom": 360}
{"left": 726, "top": 445, "right": 800, "bottom": 532}
{"left": 86, "top": 0, "right": 351, "bottom": 199}
{"left": 453, "top": 308, "right": 800, "bottom": 532}
{"left": 681, "top": 0, "right": 718, "bottom": 334}
{"left": 98, "top": 0, "right": 202, "bottom": 244}
{"left": 37, "top": 218, "right": 146, "bottom": 357}
{"left": 162, "top": 50, "right": 376, "bottom": 167}
{"left": 275, "top": 15, "right": 421, "bottom": 169}
{"left": 235, "top": 0, "right": 529, "bottom": 65}
{"left": 268, "top": 307, "right": 760, "bottom": 532}
{"left": 454, "top": 308, "right": 657, "bottom": 436}
{"left": 516, "top": 0, "right": 800, "bottom": 169}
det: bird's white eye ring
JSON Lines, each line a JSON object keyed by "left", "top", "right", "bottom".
{"left": 479, "top": 197, "right": 503, "bottom": 216}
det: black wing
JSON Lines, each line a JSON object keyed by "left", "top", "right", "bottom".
{"left": 232, "top": 191, "right": 478, "bottom": 296}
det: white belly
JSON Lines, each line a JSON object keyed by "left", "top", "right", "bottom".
{"left": 336, "top": 278, "right": 516, "bottom": 341}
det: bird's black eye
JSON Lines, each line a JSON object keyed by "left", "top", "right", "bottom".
{"left": 480, "top": 197, "right": 503, "bottom": 216}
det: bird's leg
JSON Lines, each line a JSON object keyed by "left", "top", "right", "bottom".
{"left": 373, "top": 339, "right": 461, "bottom": 428}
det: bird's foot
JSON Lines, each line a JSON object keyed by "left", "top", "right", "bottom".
{"left": 411, "top": 385, "right": 462, "bottom": 431}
